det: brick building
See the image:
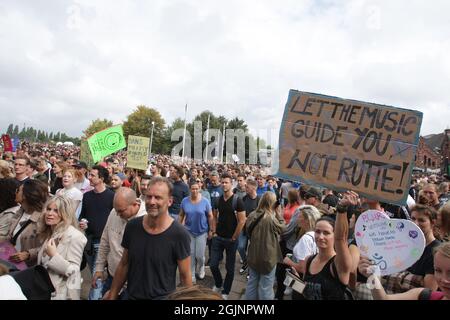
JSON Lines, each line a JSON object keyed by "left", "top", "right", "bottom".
{"left": 441, "top": 129, "right": 450, "bottom": 174}
{"left": 415, "top": 137, "right": 441, "bottom": 170}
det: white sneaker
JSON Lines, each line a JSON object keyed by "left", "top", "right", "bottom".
{"left": 221, "top": 294, "right": 229, "bottom": 300}
{"left": 212, "top": 286, "right": 221, "bottom": 293}
{"left": 198, "top": 265, "right": 205, "bottom": 280}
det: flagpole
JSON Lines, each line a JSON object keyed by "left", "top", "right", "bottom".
{"left": 221, "top": 122, "right": 226, "bottom": 164}
{"left": 204, "top": 114, "right": 210, "bottom": 163}
{"left": 181, "top": 103, "right": 188, "bottom": 162}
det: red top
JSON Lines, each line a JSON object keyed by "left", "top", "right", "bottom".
{"left": 283, "top": 204, "right": 300, "bottom": 225}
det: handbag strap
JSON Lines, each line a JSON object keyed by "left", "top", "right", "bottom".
{"left": 247, "top": 212, "right": 266, "bottom": 238}
{"left": 11, "top": 219, "right": 33, "bottom": 246}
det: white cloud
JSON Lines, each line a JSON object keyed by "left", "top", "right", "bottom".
{"left": 0, "top": 0, "right": 449, "bottom": 143}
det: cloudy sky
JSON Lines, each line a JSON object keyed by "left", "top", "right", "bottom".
{"left": 1, "top": 0, "right": 449, "bottom": 147}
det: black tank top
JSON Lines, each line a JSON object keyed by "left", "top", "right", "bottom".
{"left": 303, "top": 254, "right": 349, "bottom": 300}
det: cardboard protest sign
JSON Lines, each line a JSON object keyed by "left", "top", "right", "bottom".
{"left": 87, "top": 125, "right": 126, "bottom": 163}
{"left": 126, "top": 135, "right": 150, "bottom": 170}
{"left": 1, "top": 134, "right": 13, "bottom": 152}
{"left": 355, "top": 210, "right": 425, "bottom": 276}
{"left": 80, "top": 139, "right": 95, "bottom": 168}
{"left": 276, "top": 90, "right": 423, "bottom": 205}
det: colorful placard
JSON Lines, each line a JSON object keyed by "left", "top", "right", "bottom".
{"left": 1, "top": 134, "right": 13, "bottom": 152}
{"left": 87, "top": 125, "right": 126, "bottom": 163}
{"left": 355, "top": 210, "right": 425, "bottom": 276}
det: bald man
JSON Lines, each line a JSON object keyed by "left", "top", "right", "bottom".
{"left": 92, "top": 188, "right": 147, "bottom": 299}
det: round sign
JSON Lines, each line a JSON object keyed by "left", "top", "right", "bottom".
{"left": 355, "top": 210, "right": 425, "bottom": 276}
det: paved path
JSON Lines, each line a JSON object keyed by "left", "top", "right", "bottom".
{"left": 81, "top": 252, "right": 290, "bottom": 300}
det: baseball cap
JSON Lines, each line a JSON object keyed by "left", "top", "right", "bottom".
{"left": 73, "top": 161, "right": 88, "bottom": 170}
{"left": 116, "top": 172, "right": 126, "bottom": 180}
{"left": 305, "top": 187, "right": 322, "bottom": 199}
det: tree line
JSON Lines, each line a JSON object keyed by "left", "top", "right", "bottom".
{"left": 84, "top": 105, "right": 270, "bottom": 161}
{"left": 5, "top": 124, "right": 81, "bottom": 145}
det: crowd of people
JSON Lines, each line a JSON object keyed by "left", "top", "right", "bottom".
{"left": 0, "top": 141, "right": 449, "bottom": 301}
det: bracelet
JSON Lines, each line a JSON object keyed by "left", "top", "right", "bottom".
{"left": 336, "top": 204, "right": 348, "bottom": 213}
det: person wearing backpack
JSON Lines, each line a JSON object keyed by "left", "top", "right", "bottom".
{"left": 238, "top": 178, "right": 261, "bottom": 275}
{"left": 245, "top": 192, "right": 285, "bottom": 300}
{"left": 210, "top": 173, "right": 246, "bottom": 300}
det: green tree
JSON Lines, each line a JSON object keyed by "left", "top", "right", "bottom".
{"left": 6, "top": 124, "right": 13, "bottom": 135}
{"left": 122, "top": 106, "right": 166, "bottom": 154}
{"left": 83, "top": 119, "right": 113, "bottom": 139}
{"left": 13, "top": 125, "right": 19, "bottom": 137}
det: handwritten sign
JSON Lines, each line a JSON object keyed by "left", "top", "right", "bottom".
{"left": 126, "top": 135, "right": 150, "bottom": 170}
{"left": 355, "top": 210, "right": 425, "bottom": 276}
{"left": 276, "top": 90, "right": 423, "bottom": 205}
{"left": 87, "top": 125, "right": 126, "bottom": 163}
{"left": 0, "top": 241, "right": 27, "bottom": 271}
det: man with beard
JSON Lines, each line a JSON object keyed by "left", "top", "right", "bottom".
{"left": 104, "top": 177, "right": 192, "bottom": 300}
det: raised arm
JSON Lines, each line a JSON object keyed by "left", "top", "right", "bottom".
{"left": 334, "top": 191, "right": 357, "bottom": 285}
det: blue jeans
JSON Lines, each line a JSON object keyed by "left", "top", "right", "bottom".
{"left": 237, "top": 233, "right": 248, "bottom": 263}
{"left": 87, "top": 240, "right": 101, "bottom": 300}
{"left": 102, "top": 274, "right": 129, "bottom": 300}
{"left": 210, "top": 236, "right": 238, "bottom": 295}
{"left": 245, "top": 266, "right": 276, "bottom": 300}
{"left": 189, "top": 233, "right": 207, "bottom": 281}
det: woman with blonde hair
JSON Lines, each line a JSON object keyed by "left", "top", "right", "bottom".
{"left": 0, "top": 159, "right": 14, "bottom": 178}
{"left": 245, "top": 191, "right": 286, "bottom": 300}
{"left": 37, "top": 195, "right": 87, "bottom": 300}
{"left": 283, "top": 205, "right": 322, "bottom": 276}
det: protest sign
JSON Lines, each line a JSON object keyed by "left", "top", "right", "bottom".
{"left": 12, "top": 137, "right": 20, "bottom": 152}
{"left": 276, "top": 90, "right": 423, "bottom": 205}
{"left": 80, "top": 139, "right": 95, "bottom": 168}
{"left": 87, "top": 125, "right": 126, "bottom": 163}
{"left": 1, "top": 134, "right": 13, "bottom": 152}
{"left": 355, "top": 210, "right": 425, "bottom": 276}
{"left": 126, "top": 135, "right": 150, "bottom": 170}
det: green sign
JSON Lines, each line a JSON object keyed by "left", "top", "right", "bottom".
{"left": 80, "top": 139, "right": 95, "bottom": 169}
{"left": 87, "top": 125, "right": 127, "bottom": 163}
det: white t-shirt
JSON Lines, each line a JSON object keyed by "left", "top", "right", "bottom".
{"left": 293, "top": 231, "right": 317, "bottom": 262}
{"left": 0, "top": 275, "right": 27, "bottom": 300}
{"left": 56, "top": 187, "right": 83, "bottom": 202}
